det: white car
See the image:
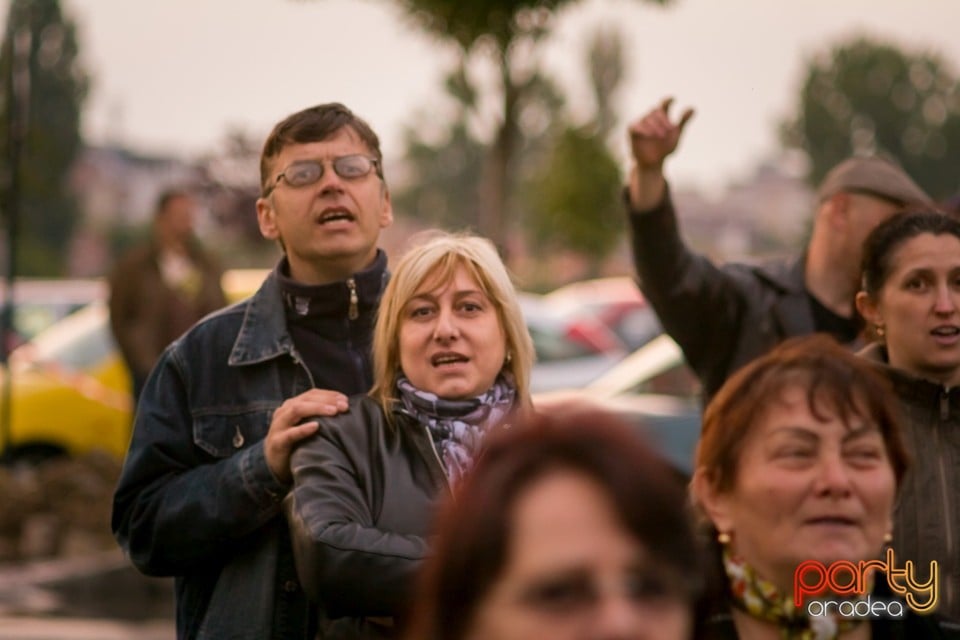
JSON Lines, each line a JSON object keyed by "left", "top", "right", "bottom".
{"left": 519, "top": 293, "right": 628, "bottom": 393}
{"left": 535, "top": 333, "right": 702, "bottom": 474}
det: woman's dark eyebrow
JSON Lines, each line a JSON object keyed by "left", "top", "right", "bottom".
{"left": 767, "top": 425, "right": 818, "bottom": 442}
{"left": 841, "top": 424, "right": 882, "bottom": 443}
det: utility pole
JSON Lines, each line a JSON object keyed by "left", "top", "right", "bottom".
{"left": 0, "top": 22, "right": 31, "bottom": 461}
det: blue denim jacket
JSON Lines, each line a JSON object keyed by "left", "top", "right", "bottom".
{"left": 112, "top": 254, "right": 387, "bottom": 640}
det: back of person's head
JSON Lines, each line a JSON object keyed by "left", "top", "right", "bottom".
{"left": 860, "top": 207, "right": 960, "bottom": 297}
{"left": 259, "top": 103, "right": 383, "bottom": 197}
{"left": 816, "top": 156, "right": 931, "bottom": 208}
{"left": 403, "top": 404, "right": 702, "bottom": 640}
{"left": 695, "top": 334, "right": 908, "bottom": 498}
{"left": 370, "top": 231, "right": 535, "bottom": 410}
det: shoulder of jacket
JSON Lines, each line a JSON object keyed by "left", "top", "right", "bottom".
{"left": 110, "top": 243, "right": 155, "bottom": 276}
{"left": 316, "top": 396, "right": 390, "bottom": 434}
{"left": 728, "top": 256, "right": 803, "bottom": 295}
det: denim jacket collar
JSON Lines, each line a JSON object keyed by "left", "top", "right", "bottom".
{"left": 228, "top": 266, "right": 296, "bottom": 367}
{"left": 227, "top": 251, "right": 390, "bottom": 367}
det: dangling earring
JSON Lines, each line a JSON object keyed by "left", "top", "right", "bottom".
{"left": 875, "top": 324, "right": 885, "bottom": 337}
{"left": 717, "top": 531, "right": 731, "bottom": 545}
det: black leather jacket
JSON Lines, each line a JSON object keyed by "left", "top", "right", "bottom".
{"left": 285, "top": 395, "right": 451, "bottom": 638}
{"left": 861, "top": 343, "right": 960, "bottom": 622}
{"left": 626, "top": 187, "right": 860, "bottom": 401}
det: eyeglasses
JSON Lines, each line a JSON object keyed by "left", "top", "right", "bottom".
{"left": 263, "top": 154, "right": 381, "bottom": 196}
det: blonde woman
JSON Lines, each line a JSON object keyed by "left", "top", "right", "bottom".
{"left": 285, "top": 232, "right": 534, "bottom": 638}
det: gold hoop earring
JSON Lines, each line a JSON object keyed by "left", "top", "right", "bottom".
{"left": 717, "top": 531, "right": 731, "bottom": 545}
{"left": 883, "top": 532, "right": 893, "bottom": 544}
{"left": 875, "top": 324, "right": 885, "bottom": 337}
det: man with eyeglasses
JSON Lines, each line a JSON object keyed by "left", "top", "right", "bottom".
{"left": 112, "top": 103, "right": 393, "bottom": 639}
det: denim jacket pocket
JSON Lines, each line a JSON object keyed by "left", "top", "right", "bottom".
{"left": 193, "top": 410, "right": 273, "bottom": 458}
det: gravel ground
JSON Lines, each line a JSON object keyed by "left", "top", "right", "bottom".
{"left": 0, "top": 455, "right": 176, "bottom": 639}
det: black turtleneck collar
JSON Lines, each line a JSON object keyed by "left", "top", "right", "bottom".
{"left": 274, "top": 249, "right": 389, "bottom": 394}
{"left": 275, "top": 249, "right": 388, "bottom": 319}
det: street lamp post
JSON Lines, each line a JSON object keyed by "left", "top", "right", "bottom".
{"left": 0, "top": 25, "right": 31, "bottom": 462}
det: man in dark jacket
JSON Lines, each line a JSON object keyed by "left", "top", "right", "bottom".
{"left": 111, "top": 103, "right": 393, "bottom": 639}
{"left": 624, "top": 96, "right": 932, "bottom": 400}
{"left": 108, "top": 189, "right": 227, "bottom": 401}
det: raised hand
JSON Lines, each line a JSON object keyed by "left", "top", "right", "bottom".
{"left": 628, "top": 97, "right": 695, "bottom": 171}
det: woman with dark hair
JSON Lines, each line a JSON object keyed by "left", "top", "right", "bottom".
{"left": 856, "top": 208, "right": 960, "bottom": 622}
{"left": 691, "top": 333, "right": 959, "bottom": 638}
{"left": 403, "top": 404, "right": 702, "bottom": 640}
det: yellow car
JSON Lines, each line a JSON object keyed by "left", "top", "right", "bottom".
{"left": 0, "top": 270, "right": 267, "bottom": 463}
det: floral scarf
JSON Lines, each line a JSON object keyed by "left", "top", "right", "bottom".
{"left": 723, "top": 548, "right": 864, "bottom": 640}
{"left": 396, "top": 373, "right": 516, "bottom": 486}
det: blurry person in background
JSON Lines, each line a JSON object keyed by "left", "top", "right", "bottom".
{"left": 857, "top": 208, "right": 960, "bottom": 622}
{"left": 112, "top": 103, "right": 393, "bottom": 640}
{"left": 691, "top": 334, "right": 958, "bottom": 638}
{"left": 623, "top": 96, "right": 932, "bottom": 401}
{"left": 402, "top": 405, "right": 702, "bottom": 640}
{"left": 285, "top": 231, "right": 535, "bottom": 638}
{"left": 108, "top": 188, "right": 227, "bottom": 401}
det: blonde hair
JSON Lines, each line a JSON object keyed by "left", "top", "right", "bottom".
{"left": 370, "top": 231, "right": 535, "bottom": 416}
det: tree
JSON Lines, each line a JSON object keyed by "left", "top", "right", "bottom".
{"left": 523, "top": 125, "right": 622, "bottom": 260}
{"left": 782, "top": 36, "right": 960, "bottom": 201}
{"left": 391, "top": 62, "right": 487, "bottom": 231}
{"left": 522, "top": 27, "right": 627, "bottom": 269}
{"left": 393, "top": 56, "right": 563, "bottom": 235}
{"left": 391, "top": 0, "right": 671, "bottom": 252}
{"left": 0, "top": 0, "right": 89, "bottom": 276}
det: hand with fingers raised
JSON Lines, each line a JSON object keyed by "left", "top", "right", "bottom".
{"left": 628, "top": 96, "right": 695, "bottom": 170}
{"left": 626, "top": 96, "right": 695, "bottom": 210}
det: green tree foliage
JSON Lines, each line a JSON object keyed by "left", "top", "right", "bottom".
{"left": 0, "top": 0, "right": 89, "bottom": 276}
{"left": 782, "top": 36, "right": 960, "bottom": 201}
{"left": 585, "top": 24, "right": 626, "bottom": 140}
{"left": 391, "top": 0, "right": 670, "bottom": 251}
{"left": 522, "top": 26, "right": 626, "bottom": 267}
{"left": 523, "top": 125, "right": 622, "bottom": 259}
{"left": 394, "top": 58, "right": 564, "bottom": 234}
{"left": 392, "top": 62, "right": 486, "bottom": 231}
{"left": 394, "top": 119, "right": 485, "bottom": 231}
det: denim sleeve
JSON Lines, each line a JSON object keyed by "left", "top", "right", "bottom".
{"left": 111, "top": 349, "right": 289, "bottom": 577}
{"left": 285, "top": 420, "right": 429, "bottom": 617}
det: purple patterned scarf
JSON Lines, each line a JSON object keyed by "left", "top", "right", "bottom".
{"left": 396, "top": 373, "right": 516, "bottom": 486}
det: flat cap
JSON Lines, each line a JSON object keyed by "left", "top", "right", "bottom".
{"left": 817, "top": 156, "right": 932, "bottom": 206}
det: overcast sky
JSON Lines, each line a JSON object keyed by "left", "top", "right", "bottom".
{"left": 5, "top": 0, "right": 960, "bottom": 192}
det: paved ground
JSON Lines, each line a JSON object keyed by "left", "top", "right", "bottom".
{"left": 0, "top": 549, "right": 175, "bottom": 640}
{"left": 0, "top": 618, "right": 174, "bottom": 640}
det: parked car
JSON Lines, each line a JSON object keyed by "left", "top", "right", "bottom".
{"left": 1, "top": 273, "right": 636, "bottom": 462}
{"left": 1, "top": 300, "right": 133, "bottom": 462}
{"left": 534, "top": 333, "right": 702, "bottom": 474}
{"left": 0, "top": 270, "right": 268, "bottom": 463}
{"left": 519, "top": 293, "right": 628, "bottom": 392}
{"left": 0, "top": 278, "right": 106, "bottom": 351}
{"left": 544, "top": 276, "right": 661, "bottom": 350}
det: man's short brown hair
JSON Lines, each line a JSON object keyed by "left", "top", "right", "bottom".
{"left": 259, "top": 103, "right": 383, "bottom": 196}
